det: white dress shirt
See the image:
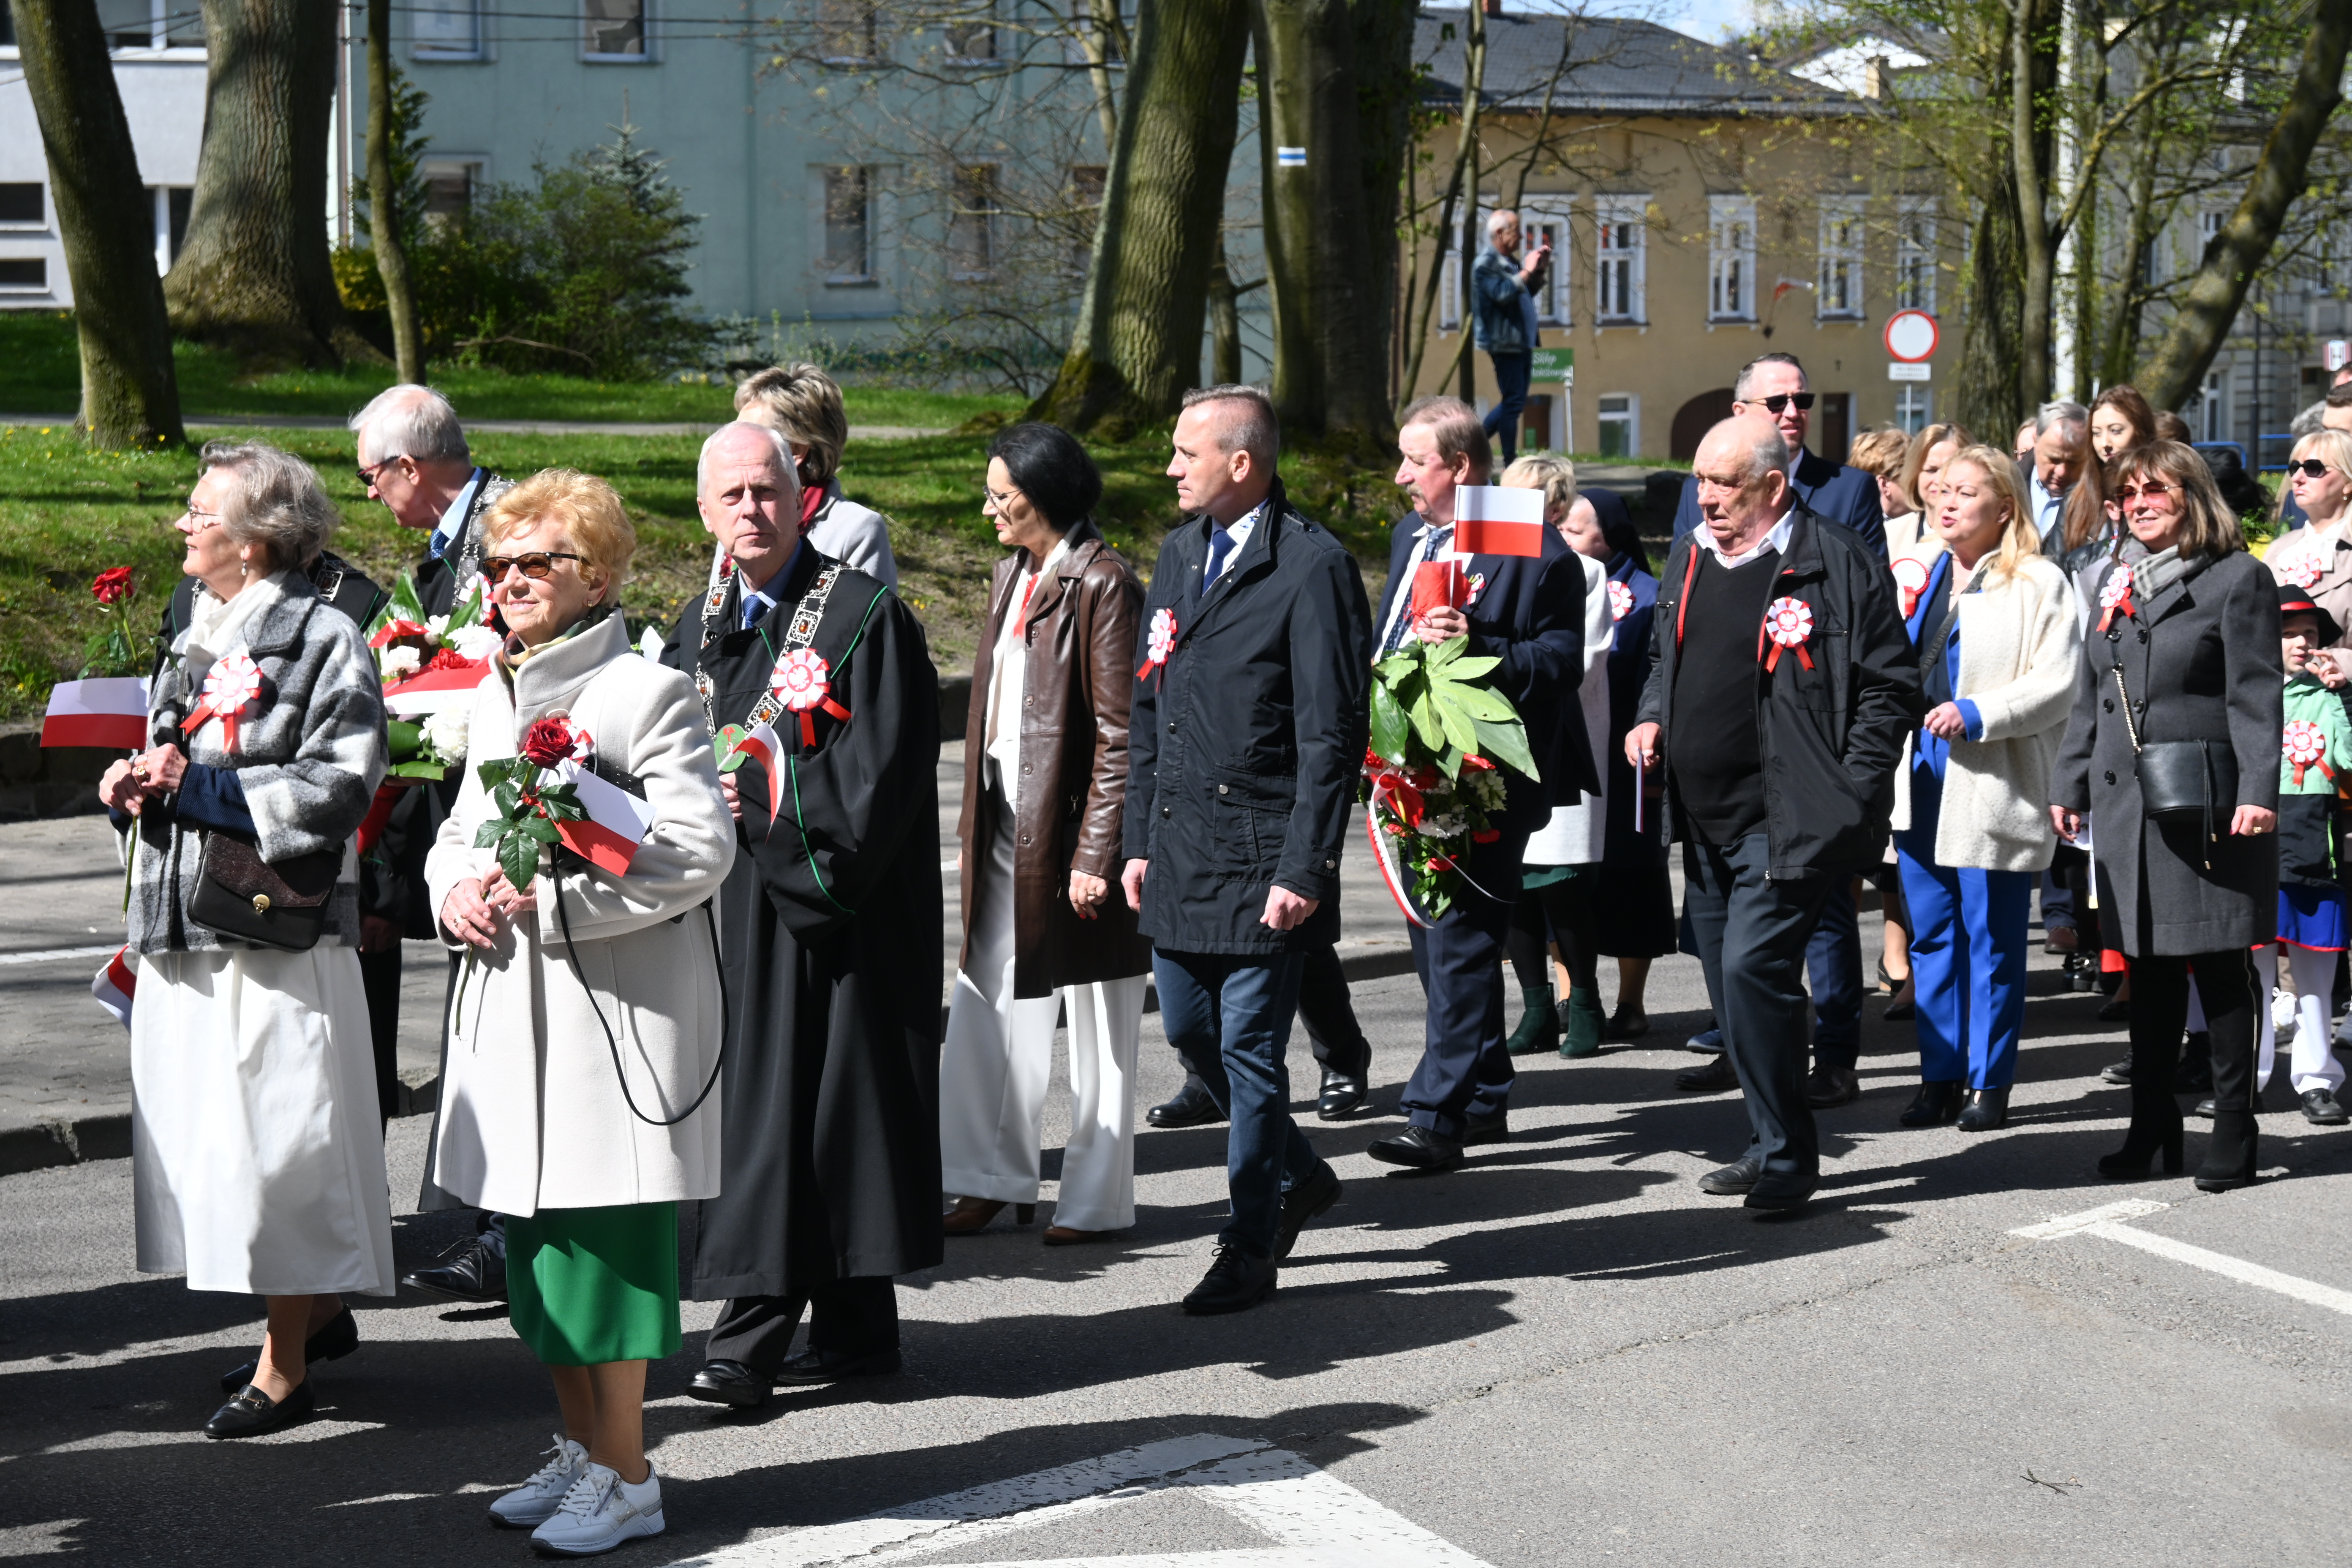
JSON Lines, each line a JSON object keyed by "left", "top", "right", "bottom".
{"left": 1693, "top": 509, "right": 1795, "bottom": 569}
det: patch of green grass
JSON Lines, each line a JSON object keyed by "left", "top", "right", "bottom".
{"left": 0, "top": 311, "right": 1021, "bottom": 429}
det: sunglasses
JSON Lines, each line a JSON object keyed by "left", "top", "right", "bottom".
{"left": 481, "top": 551, "right": 585, "bottom": 583}
{"left": 2112, "top": 480, "right": 2175, "bottom": 504}
{"left": 1755, "top": 393, "right": 1816, "bottom": 414}
{"left": 2289, "top": 459, "right": 2338, "bottom": 479}
{"left": 356, "top": 457, "right": 401, "bottom": 487}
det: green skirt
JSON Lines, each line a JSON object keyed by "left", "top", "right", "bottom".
{"left": 506, "top": 1202, "right": 681, "bottom": 1367}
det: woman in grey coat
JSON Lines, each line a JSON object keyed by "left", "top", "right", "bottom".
{"left": 2051, "top": 441, "right": 2281, "bottom": 1192}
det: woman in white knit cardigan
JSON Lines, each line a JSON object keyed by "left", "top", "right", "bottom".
{"left": 1888, "top": 447, "right": 2082, "bottom": 1132}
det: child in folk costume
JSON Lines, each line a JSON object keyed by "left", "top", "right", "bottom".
{"left": 2262, "top": 585, "right": 2352, "bottom": 1125}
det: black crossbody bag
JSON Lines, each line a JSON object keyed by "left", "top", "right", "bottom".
{"left": 2110, "top": 653, "right": 2236, "bottom": 860}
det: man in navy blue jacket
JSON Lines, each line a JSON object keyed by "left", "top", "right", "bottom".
{"left": 1365, "top": 396, "right": 1596, "bottom": 1172}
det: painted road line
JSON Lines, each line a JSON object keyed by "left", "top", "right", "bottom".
{"left": 1177, "top": 1448, "right": 1498, "bottom": 1568}
{"left": 2012, "top": 1201, "right": 2352, "bottom": 1318}
{"left": 913, "top": 1556, "right": 1311, "bottom": 1566}
{"left": 0, "top": 945, "right": 117, "bottom": 967}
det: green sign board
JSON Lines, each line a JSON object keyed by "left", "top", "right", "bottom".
{"left": 1529, "top": 347, "right": 1574, "bottom": 385}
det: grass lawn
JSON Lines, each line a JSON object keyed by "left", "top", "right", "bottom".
{"left": 0, "top": 311, "right": 1020, "bottom": 430}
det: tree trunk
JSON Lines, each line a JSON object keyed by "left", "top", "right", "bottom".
{"left": 1253, "top": 0, "right": 1409, "bottom": 448}
{"left": 9, "top": 0, "right": 186, "bottom": 448}
{"left": 1393, "top": 8, "right": 1484, "bottom": 414}
{"left": 2137, "top": 0, "right": 2352, "bottom": 411}
{"left": 1955, "top": 171, "right": 2027, "bottom": 441}
{"left": 165, "top": 0, "right": 378, "bottom": 368}
{"left": 1209, "top": 233, "right": 1244, "bottom": 386}
{"left": 365, "top": 0, "right": 422, "bottom": 383}
{"left": 2009, "top": 0, "right": 2059, "bottom": 415}
{"left": 1447, "top": 0, "right": 1486, "bottom": 404}
{"left": 1026, "top": 0, "right": 1248, "bottom": 438}
{"left": 1350, "top": 0, "right": 1418, "bottom": 415}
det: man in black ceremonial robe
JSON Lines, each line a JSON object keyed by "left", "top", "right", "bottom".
{"left": 660, "top": 421, "right": 945, "bottom": 1411}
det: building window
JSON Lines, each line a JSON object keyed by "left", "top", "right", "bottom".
{"left": 1818, "top": 197, "right": 1864, "bottom": 318}
{"left": 149, "top": 186, "right": 190, "bottom": 272}
{"left": 1439, "top": 253, "right": 1462, "bottom": 332}
{"left": 1895, "top": 384, "right": 1930, "bottom": 434}
{"left": 2201, "top": 370, "right": 2227, "bottom": 444}
{"left": 1895, "top": 199, "right": 1936, "bottom": 313}
{"left": 819, "top": 0, "right": 879, "bottom": 62}
{"left": 583, "top": 0, "right": 646, "bottom": 60}
{"left": 414, "top": 0, "right": 485, "bottom": 60}
{"left": 1597, "top": 394, "right": 1637, "bottom": 458}
{"left": 1594, "top": 199, "right": 1645, "bottom": 324}
{"left": 1065, "top": 0, "right": 1134, "bottom": 65}
{"left": 0, "top": 184, "right": 44, "bottom": 228}
{"left": 1067, "top": 165, "right": 1105, "bottom": 275}
{"left": 824, "top": 166, "right": 872, "bottom": 283}
{"left": 949, "top": 164, "right": 997, "bottom": 279}
{"left": 1709, "top": 196, "right": 1756, "bottom": 322}
{"left": 0, "top": 258, "right": 49, "bottom": 291}
{"left": 945, "top": 1, "right": 996, "bottom": 62}
{"left": 1518, "top": 207, "right": 1570, "bottom": 327}
{"left": 419, "top": 160, "right": 483, "bottom": 227}
{"left": 97, "top": 0, "right": 154, "bottom": 49}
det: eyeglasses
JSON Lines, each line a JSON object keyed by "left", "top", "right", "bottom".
{"left": 356, "top": 457, "right": 402, "bottom": 488}
{"left": 2112, "top": 480, "right": 2176, "bottom": 504}
{"left": 2289, "top": 459, "right": 2337, "bottom": 479}
{"left": 481, "top": 551, "right": 585, "bottom": 583}
{"left": 982, "top": 486, "right": 1022, "bottom": 512}
{"left": 1755, "top": 393, "right": 1816, "bottom": 414}
{"left": 181, "top": 505, "right": 221, "bottom": 531}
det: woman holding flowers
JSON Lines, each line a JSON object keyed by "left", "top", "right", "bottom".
{"left": 424, "top": 469, "right": 734, "bottom": 1556}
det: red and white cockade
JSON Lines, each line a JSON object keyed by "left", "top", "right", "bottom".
{"left": 1607, "top": 580, "right": 1634, "bottom": 621}
{"left": 182, "top": 652, "right": 264, "bottom": 754}
{"left": 1137, "top": 606, "right": 1178, "bottom": 683}
{"left": 2284, "top": 718, "right": 2336, "bottom": 787}
{"left": 1891, "top": 557, "right": 1930, "bottom": 620}
{"left": 1760, "top": 596, "right": 1815, "bottom": 672}
{"left": 770, "top": 648, "right": 853, "bottom": 746}
{"left": 2097, "top": 570, "right": 2135, "bottom": 633}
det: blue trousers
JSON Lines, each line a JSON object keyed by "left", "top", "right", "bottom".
{"left": 1894, "top": 836, "right": 2031, "bottom": 1089}
{"left": 1806, "top": 878, "right": 1863, "bottom": 1068}
{"left": 1402, "top": 831, "right": 1526, "bottom": 1136}
{"left": 1152, "top": 949, "right": 1321, "bottom": 1259}
{"left": 1484, "top": 351, "right": 1532, "bottom": 464}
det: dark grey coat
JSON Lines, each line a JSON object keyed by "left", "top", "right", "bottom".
{"left": 2051, "top": 549, "right": 2281, "bottom": 956}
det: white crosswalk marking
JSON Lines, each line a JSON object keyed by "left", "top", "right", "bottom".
{"left": 2011, "top": 1200, "right": 2352, "bottom": 1318}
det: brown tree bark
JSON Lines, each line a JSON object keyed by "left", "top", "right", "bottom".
{"left": 9, "top": 0, "right": 187, "bottom": 449}
{"left": 1955, "top": 170, "right": 2026, "bottom": 442}
{"left": 365, "top": 0, "right": 422, "bottom": 383}
{"left": 165, "top": 0, "right": 378, "bottom": 367}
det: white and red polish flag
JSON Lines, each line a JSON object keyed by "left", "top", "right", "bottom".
{"left": 41, "top": 677, "right": 148, "bottom": 750}
{"left": 381, "top": 651, "right": 490, "bottom": 717}
{"left": 726, "top": 721, "right": 788, "bottom": 826}
{"left": 553, "top": 760, "right": 656, "bottom": 876}
{"left": 91, "top": 946, "right": 136, "bottom": 1029}
{"left": 1451, "top": 485, "right": 1547, "bottom": 558}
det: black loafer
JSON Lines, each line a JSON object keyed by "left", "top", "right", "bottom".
{"left": 1146, "top": 1081, "right": 1226, "bottom": 1129}
{"left": 1315, "top": 1069, "right": 1369, "bottom": 1121}
{"left": 1745, "top": 1185, "right": 1816, "bottom": 1214}
{"left": 773, "top": 1346, "right": 902, "bottom": 1386}
{"left": 1182, "top": 1244, "right": 1277, "bottom": 1315}
{"left": 686, "top": 1359, "right": 772, "bottom": 1409}
{"left": 1273, "top": 1162, "right": 1341, "bottom": 1260}
{"left": 1676, "top": 1054, "right": 1739, "bottom": 1092}
{"left": 1956, "top": 1086, "right": 2009, "bottom": 1132}
{"left": 204, "top": 1379, "right": 313, "bottom": 1440}
{"left": 1805, "top": 1064, "right": 1860, "bottom": 1109}
{"left": 2302, "top": 1087, "right": 2351, "bottom": 1124}
{"left": 1460, "top": 1112, "right": 1509, "bottom": 1146}
{"left": 400, "top": 1234, "right": 508, "bottom": 1303}
{"left": 2099, "top": 1059, "right": 2133, "bottom": 1085}
{"left": 1365, "top": 1125, "right": 1464, "bottom": 1171}
{"left": 1698, "top": 1155, "right": 1761, "bottom": 1195}
{"left": 220, "top": 1305, "right": 358, "bottom": 1395}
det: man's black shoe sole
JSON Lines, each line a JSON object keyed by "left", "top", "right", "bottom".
{"left": 1182, "top": 1280, "right": 1276, "bottom": 1315}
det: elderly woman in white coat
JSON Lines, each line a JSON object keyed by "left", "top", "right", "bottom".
{"left": 1890, "top": 447, "right": 2081, "bottom": 1132}
{"left": 425, "top": 468, "right": 733, "bottom": 1557}
{"left": 1497, "top": 454, "right": 1615, "bottom": 1057}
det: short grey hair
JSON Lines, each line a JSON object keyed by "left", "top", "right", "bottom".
{"left": 1486, "top": 208, "right": 1519, "bottom": 237}
{"left": 698, "top": 421, "right": 800, "bottom": 499}
{"left": 348, "top": 384, "right": 469, "bottom": 466}
{"left": 1181, "top": 384, "right": 1280, "bottom": 468}
{"left": 735, "top": 362, "right": 848, "bottom": 487}
{"left": 199, "top": 441, "right": 340, "bottom": 569}
{"left": 2035, "top": 400, "right": 2089, "bottom": 438}
{"left": 1732, "top": 353, "right": 1809, "bottom": 402}
{"left": 1704, "top": 417, "right": 1791, "bottom": 485}
{"left": 1398, "top": 394, "right": 1492, "bottom": 477}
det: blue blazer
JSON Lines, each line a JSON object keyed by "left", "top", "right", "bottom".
{"left": 1673, "top": 445, "right": 1887, "bottom": 559}
{"left": 1372, "top": 512, "right": 1598, "bottom": 832}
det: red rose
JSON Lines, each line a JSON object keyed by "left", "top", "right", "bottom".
{"left": 92, "top": 567, "right": 134, "bottom": 606}
{"left": 520, "top": 717, "right": 576, "bottom": 768}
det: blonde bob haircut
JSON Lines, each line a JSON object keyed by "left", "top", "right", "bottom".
{"left": 1897, "top": 421, "right": 1972, "bottom": 515}
{"left": 2290, "top": 427, "right": 2352, "bottom": 482}
{"left": 482, "top": 468, "right": 637, "bottom": 604}
{"left": 1499, "top": 452, "right": 1578, "bottom": 520}
{"left": 1936, "top": 445, "right": 2043, "bottom": 582}
{"left": 1848, "top": 426, "right": 1911, "bottom": 480}
{"left": 2110, "top": 439, "right": 2246, "bottom": 561}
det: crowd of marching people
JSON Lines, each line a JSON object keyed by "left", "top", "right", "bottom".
{"left": 82, "top": 324, "right": 2352, "bottom": 1553}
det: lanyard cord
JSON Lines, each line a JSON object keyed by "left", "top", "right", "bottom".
{"left": 552, "top": 875, "right": 730, "bottom": 1127}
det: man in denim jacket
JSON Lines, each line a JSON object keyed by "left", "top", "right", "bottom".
{"left": 1472, "top": 210, "right": 1551, "bottom": 465}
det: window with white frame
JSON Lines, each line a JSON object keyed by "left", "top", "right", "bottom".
{"left": 414, "top": 0, "right": 485, "bottom": 60}
{"left": 1594, "top": 198, "right": 1646, "bottom": 324}
{"left": 583, "top": 0, "right": 648, "bottom": 60}
{"left": 2201, "top": 370, "right": 2227, "bottom": 443}
{"left": 419, "top": 159, "right": 485, "bottom": 228}
{"left": 944, "top": 0, "right": 996, "bottom": 61}
{"left": 1439, "top": 252, "right": 1462, "bottom": 332}
{"left": 0, "top": 185, "right": 44, "bottom": 229}
{"left": 1709, "top": 196, "right": 1756, "bottom": 322}
{"left": 949, "top": 164, "right": 998, "bottom": 278}
{"left": 823, "top": 166, "right": 874, "bottom": 283}
{"left": 1895, "top": 198, "right": 1936, "bottom": 312}
{"left": 1818, "top": 198, "right": 1865, "bottom": 318}
{"left": 1596, "top": 394, "right": 1637, "bottom": 458}
{"left": 1516, "top": 206, "right": 1571, "bottom": 326}
{"left": 96, "top": 0, "right": 155, "bottom": 49}
{"left": 0, "top": 258, "right": 48, "bottom": 291}
{"left": 1895, "top": 384, "right": 1930, "bottom": 434}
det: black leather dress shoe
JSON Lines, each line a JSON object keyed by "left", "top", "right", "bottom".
{"left": 1460, "top": 1112, "right": 1509, "bottom": 1146}
{"left": 773, "top": 1347, "right": 902, "bottom": 1385}
{"left": 1805, "top": 1064, "right": 1860, "bottom": 1109}
{"left": 1274, "top": 1163, "right": 1341, "bottom": 1260}
{"left": 1316, "top": 1069, "right": 1369, "bottom": 1121}
{"left": 1745, "top": 1185, "right": 1815, "bottom": 1214}
{"left": 1897, "top": 1081, "right": 1964, "bottom": 1128}
{"left": 1365, "top": 1125, "right": 1464, "bottom": 1171}
{"left": 1676, "top": 1054, "right": 1739, "bottom": 1092}
{"left": 686, "top": 1359, "right": 772, "bottom": 1408}
{"left": 2303, "top": 1087, "right": 2351, "bottom": 1124}
{"left": 1146, "top": 1081, "right": 1226, "bottom": 1129}
{"left": 1698, "top": 1155, "right": 1761, "bottom": 1195}
{"left": 204, "top": 1379, "right": 313, "bottom": 1440}
{"left": 2100, "top": 1059, "right": 2133, "bottom": 1085}
{"left": 220, "top": 1305, "right": 358, "bottom": 1394}
{"left": 2097, "top": 996, "right": 2131, "bottom": 1023}
{"left": 1181, "top": 1244, "right": 1277, "bottom": 1315}
{"left": 400, "top": 1234, "right": 507, "bottom": 1303}
{"left": 1957, "top": 1086, "right": 2010, "bottom": 1132}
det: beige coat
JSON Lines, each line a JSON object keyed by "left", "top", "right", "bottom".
{"left": 423, "top": 613, "right": 735, "bottom": 1217}
{"left": 1889, "top": 545, "right": 2082, "bottom": 873}
{"left": 2262, "top": 521, "right": 2352, "bottom": 651}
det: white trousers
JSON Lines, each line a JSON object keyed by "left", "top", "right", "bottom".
{"left": 939, "top": 788, "right": 1146, "bottom": 1233}
{"left": 2258, "top": 945, "right": 2349, "bottom": 1096}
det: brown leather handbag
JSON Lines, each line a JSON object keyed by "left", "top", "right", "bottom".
{"left": 187, "top": 835, "right": 341, "bottom": 951}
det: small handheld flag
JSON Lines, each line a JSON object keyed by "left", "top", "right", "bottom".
{"left": 91, "top": 946, "right": 136, "bottom": 1030}
{"left": 42, "top": 677, "right": 148, "bottom": 751}
{"left": 1452, "top": 485, "right": 1547, "bottom": 558}
{"left": 553, "top": 761, "right": 656, "bottom": 876}
{"left": 725, "top": 721, "right": 788, "bottom": 826}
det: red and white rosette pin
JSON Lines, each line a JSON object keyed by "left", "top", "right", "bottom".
{"left": 2284, "top": 719, "right": 2336, "bottom": 787}
{"left": 1607, "top": 580, "right": 1634, "bottom": 621}
{"left": 1760, "top": 596, "right": 1815, "bottom": 672}
{"left": 2096, "top": 569, "right": 2135, "bottom": 633}
{"left": 1136, "top": 606, "right": 1178, "bottom": 683}
{"left": 1891, "top": 557, "right": 1930, "bottom": 620}
{"left": 770, "top": 648, "right": 852, "bottom": 746}
{"left": 182, "top": 652, "right": 263, "bottom": 754}
{"left": 2287, "top": 555, "right": 2327, "bottom": 591}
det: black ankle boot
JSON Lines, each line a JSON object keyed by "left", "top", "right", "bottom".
{"left": 1897, "top": 1081, "right": 1964, "bottom": 1127}
{"left": 2195, "top": 1110, "right": 2259, "bottom": 1191}
{"left": 2101, "top": 1039, "right": 2184, "bottom": 1178}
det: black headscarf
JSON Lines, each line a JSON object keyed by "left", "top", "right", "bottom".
{"left": 1583, "top": 485, "right": 1649, "bottom": 576}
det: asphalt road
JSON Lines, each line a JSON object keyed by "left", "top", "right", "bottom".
{"left": 6, "top": 776, "right": 2352, "bottom": 1563}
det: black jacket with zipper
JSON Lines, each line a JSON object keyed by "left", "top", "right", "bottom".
{"left": 1636, "top": 507, "right": 1922, "bottom": 879}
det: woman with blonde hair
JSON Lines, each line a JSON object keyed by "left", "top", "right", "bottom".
{"left": 1898, "top": 422, "right": 1971, "bottom": 519}
{"left": 2263, "top": 427, "right": 2352, "bottom": 651}
{"left": 736, "top": 362, "right": 899, "bottom": 586}
{"left": 1851, "top": 427, "right": 1920, "bottom": 553}
{"left": 1889, "top": 447, "right": 2082, "bottom": 1131}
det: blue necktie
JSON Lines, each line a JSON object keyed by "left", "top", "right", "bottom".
{"left": 1204, "top": 526, "right": 1235, "bottom": 589}
{"left": 741, "top": 590, "right": 767, "bottom": 631}
{"left": 1382, "top": 525, "right": 1452, "bottom": 655}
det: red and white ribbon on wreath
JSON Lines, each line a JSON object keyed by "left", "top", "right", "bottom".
{"left": 2284, "top": 718, "right": 2336, "bottom": 786}
{"left": 182, "top": 652, "right": 263, "bottom": 754}
{"left": 770, "top": 648, "right": 852, "bottom": 747}
{"left": 1891, "top": 557, "right": 1930, "bottom": 620}
{"left": 1137, "top": 606, "right": 1178, "bottom": 683}
{"left": 2287, "top": 556, "right": 2327, "bottom": 592}
{"left": 1759, "top": 596, "right": 1815, "bottom": 672}
{"left": 1607, "top": 580, "right": 1634, "bottom": 621}
{"left": 2096, "top": 569, "right": 2135, "bottom": 633}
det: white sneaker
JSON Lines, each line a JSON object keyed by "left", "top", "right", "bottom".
{"left": 529, "top": 1460, "right": 664, "bottom": 1557}
{"left": 488, "top": 1434, "right": 589, "bottom": 1529}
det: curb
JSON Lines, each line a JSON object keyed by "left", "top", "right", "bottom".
{"left": 0, "top": 947, "right": 1421, "bottom": 1178}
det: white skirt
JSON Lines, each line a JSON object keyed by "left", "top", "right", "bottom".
{"left": 131, "top": 945, "right": 396, "bottom": 1297}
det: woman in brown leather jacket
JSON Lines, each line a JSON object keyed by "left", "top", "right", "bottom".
{"left": 940, "top": 424, "right": 1153, "bottom": 1244}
